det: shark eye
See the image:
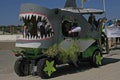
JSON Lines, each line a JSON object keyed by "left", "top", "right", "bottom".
{"left": 18, "top": 13, "right": 54, "bottom": 40}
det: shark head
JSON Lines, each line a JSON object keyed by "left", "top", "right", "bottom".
{"left": 16, "top": 3, "right": 59, "bottom": 49}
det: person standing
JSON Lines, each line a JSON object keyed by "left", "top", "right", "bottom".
{"left": 101, "top": 17, "right": 112, "bottom": 51}
{"left": 88, "top": 13, "right": 97, "bottom": 28}
{"left": 39, "top": 20, "right": 47, "bottom": 38}
{"left": 23, "top": 24, "right": 27, "bottom": 38}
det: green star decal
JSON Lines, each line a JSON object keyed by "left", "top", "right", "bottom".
{"left": 96, "top": 53, "right": 103, "bottom": 65}
{"left": 43, "top": 60, "right": 56, "bottom": 77}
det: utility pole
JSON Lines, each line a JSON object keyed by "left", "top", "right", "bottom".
{"left": 81, "top": 0, "right": 86, "bottom": 8}
{"left": 81, "top": 0, "right": 84, "bottom": 8}
{"left": 103, "top": 0, "right": 106, "bottom": 17}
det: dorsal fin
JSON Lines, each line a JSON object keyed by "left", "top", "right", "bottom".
{"left": 64, "top": 0, "right": 77, "bottom": 8}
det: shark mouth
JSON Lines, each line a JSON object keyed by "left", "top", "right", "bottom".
{"left": 18, "top": 12, "right": 54, "bottom": 41}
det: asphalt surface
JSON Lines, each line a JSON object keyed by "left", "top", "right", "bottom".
{"left": 0, "top": 42, "right": 16, "bottom": 50}
{"left": 0, "top": 43, "right": 120, "bottom": 80}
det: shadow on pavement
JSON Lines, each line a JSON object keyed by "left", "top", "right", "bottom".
{"left": 54, "top": 62, "right": 91, "bottom": 78}
{"left": 53, "top": 57, "right": 120, "bottom": 78}
{"left": 103, "top": 57, "right": 120, "bottom": 65}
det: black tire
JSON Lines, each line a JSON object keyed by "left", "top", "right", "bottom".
{"left": 90, "top": 50, "right": 103, "bottom": 67}
{"left": 37, "top": 58, "right": 56, "bottom": 79}
{"left": 14, "top": 58, "right": 30, "bottom": 76}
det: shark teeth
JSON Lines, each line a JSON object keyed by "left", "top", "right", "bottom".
{"left": 18, "top": 13, "right": 54, "bottom": 41}
{"left": 19, "top": 13, "right": 47, "bottom": 21}
{"left": 17, "top": 34, "right": 54, "bottom": 41}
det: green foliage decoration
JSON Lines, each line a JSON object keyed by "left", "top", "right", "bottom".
{"left": 45, "top": 44, "right": 59, "bottom": 58}
{"left": 45, "top": 43, "right": 80, "bottom": 63}
{"left": 58, "top": 43, "right": 80, "bottom": 63}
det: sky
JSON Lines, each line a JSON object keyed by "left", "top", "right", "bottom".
{"left": 0, "top": 0, "right": 120, "bottom": 25}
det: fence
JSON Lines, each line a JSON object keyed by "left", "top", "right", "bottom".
{"left": 0, "top": 26, "right": 22, "bottom": 35}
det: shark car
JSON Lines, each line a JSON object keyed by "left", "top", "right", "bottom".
{"left": 13, "top": 1, "right": 104, "bottom": 79}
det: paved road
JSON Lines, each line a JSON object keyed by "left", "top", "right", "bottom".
{"left": 0, "top": 49, "right": 120, "bottom": 80}
{"left": 0, "top": 42, "right": 15, "bottom": 50}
